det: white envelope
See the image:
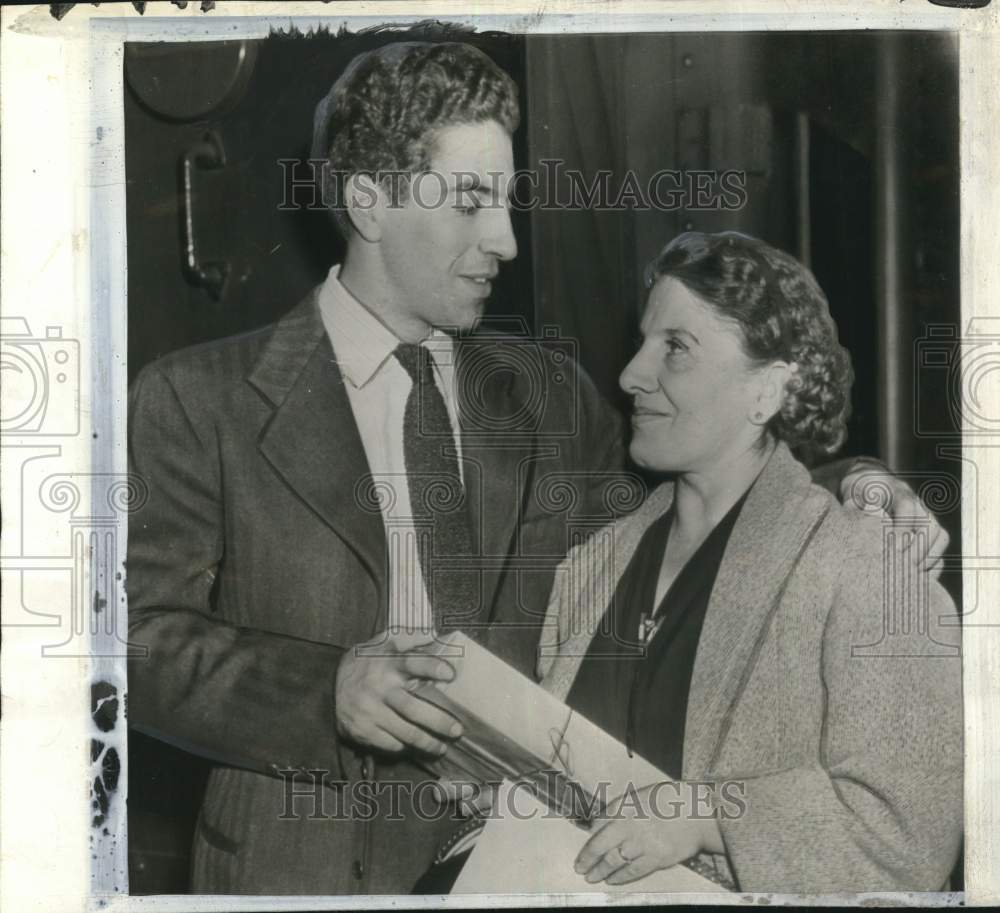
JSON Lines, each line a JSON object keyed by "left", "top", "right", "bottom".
{"left": 425, "top": 633, "right": 728, "bottom": 893}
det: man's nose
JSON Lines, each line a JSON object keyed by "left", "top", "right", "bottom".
{"left": 619, "top": 347, "right": 657, "bottom": 395}
{"left": 478, "top": 205, "right": 518, "bottom": 262}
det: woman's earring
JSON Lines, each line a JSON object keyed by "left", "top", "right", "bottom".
{"left": 752, "top": 410, "right": 766, "bottom": 423}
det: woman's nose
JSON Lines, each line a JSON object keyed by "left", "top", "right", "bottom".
{"left": 619, "top": 348, "right": 657, "bottom": 395}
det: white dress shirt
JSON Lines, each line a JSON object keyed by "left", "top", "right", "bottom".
{"left": 317, "top": 264, "right": 463, "bottom": 633}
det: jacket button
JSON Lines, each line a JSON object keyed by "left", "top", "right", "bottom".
{"left": 352, "top": 860, "right": 364, "bottom": 880}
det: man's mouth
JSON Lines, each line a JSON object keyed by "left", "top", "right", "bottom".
{"left": 460, "top": 273, "right": 496, "bottom": 296}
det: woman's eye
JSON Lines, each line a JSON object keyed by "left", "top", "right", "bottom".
{"left": 664, "top": 338, "right": 687, "bottom": 356}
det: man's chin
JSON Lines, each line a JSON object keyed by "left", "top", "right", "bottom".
{"left": 455, "top": 302, "right": 488, "bottom": 334}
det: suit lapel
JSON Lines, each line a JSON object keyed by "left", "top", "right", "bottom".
{"left": 249, "top": 292, "right": 387, "bottom": 627}
{"left": 455, "top": 337, "right": 538, "bottom": 621}
{"left": 247, "top": 310, "right": 579, "bottom": 633}
{"left": 683, "top": 444, "right": 832, "bottom": 778}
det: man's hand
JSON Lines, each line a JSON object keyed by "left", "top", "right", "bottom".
{"left": 335, "top": 630, "right": 463, "bottom": 755}
{"left": 840, "top": 463, "right": 949, "bottom": 576}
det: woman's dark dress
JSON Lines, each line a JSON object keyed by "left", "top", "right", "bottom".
{"left": 566, "top": 492, "right": 748, "bottom": 778}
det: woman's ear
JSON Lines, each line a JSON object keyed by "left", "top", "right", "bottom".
{"left": 749, "top": 360, "right": 793, "bottom": 425}
{"left": 344, "top": 173, "right": 384, "bottom": 242}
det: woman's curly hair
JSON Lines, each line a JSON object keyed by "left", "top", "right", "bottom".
{"left": 312, "top": 42, "right": 520, "bottom": 237}
{"left": 644, "top": 231, "right": 854, "bottom": 456}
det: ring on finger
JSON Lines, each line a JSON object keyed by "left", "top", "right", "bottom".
{"left": 618, "top": 844, "right": 640, "bottom": 863}
{"left": 606, "top": 846, "right": 631, "bottom": 867}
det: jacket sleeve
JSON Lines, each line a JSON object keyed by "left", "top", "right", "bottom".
{"left": 126, "top": 362, "right": 347, "bottom": 778}
{"left": 718, "top": 526, "right": 963, "bottom": 892}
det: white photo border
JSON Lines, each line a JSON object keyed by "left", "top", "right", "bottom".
{"left": 1, "top": 1, "right": 997, "bottom": 910}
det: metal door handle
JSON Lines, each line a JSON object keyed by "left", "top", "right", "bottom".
{"left": 182, "top": 130, "right": 228, "bottom": 300}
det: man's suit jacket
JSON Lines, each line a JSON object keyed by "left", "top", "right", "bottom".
{"left": 538, "top": 443, "right": 963, "bottom": 893}
{"left": 126, "top": 290, "right": 632, "bottom": 894}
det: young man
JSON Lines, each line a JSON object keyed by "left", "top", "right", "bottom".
{"left": 126, "top": 41, "right": 943, "bottom": 895}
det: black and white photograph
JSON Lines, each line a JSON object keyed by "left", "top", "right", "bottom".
{"left": 1, "top": 2, "right": 998, "bottom": 909}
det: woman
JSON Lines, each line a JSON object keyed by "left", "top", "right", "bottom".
{"left": 537, "top": 231, "right": 963, "bottom": 893}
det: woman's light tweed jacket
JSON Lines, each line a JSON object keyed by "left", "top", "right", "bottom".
{"left": 537, "top": 442, "right": 963, "bottom": 893}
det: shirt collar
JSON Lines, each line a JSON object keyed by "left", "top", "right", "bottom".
{"left": 317, "top": 264, "right": 455, "bottom": 389}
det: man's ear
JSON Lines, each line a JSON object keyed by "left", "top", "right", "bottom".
{"left": 749, "top": 360, "right": 792, "bottom": 425}
{"left": 344, "top": 174, "right": 384, "bottom": 242}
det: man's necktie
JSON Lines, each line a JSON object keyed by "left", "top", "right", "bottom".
{"left": 393, "top": 343, "right": 479, "bottom": 636}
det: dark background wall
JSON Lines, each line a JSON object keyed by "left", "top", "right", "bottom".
{"left": 124, "top": 27, "right": 961, "bottom": 893}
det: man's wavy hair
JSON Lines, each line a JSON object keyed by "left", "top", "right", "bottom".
{"left": 311, "top": 41, "right": 520, "bottom": 238}
{"left": 643, "top": 231, "right": 854, "bottom": 457}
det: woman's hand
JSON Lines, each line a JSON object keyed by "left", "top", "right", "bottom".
{"left": 573, "top": 782, "right": 722, "bottom": 886}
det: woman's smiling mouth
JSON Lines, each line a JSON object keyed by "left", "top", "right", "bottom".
{"left": 631, "top": 407, "right": 672, "bottom": 423}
